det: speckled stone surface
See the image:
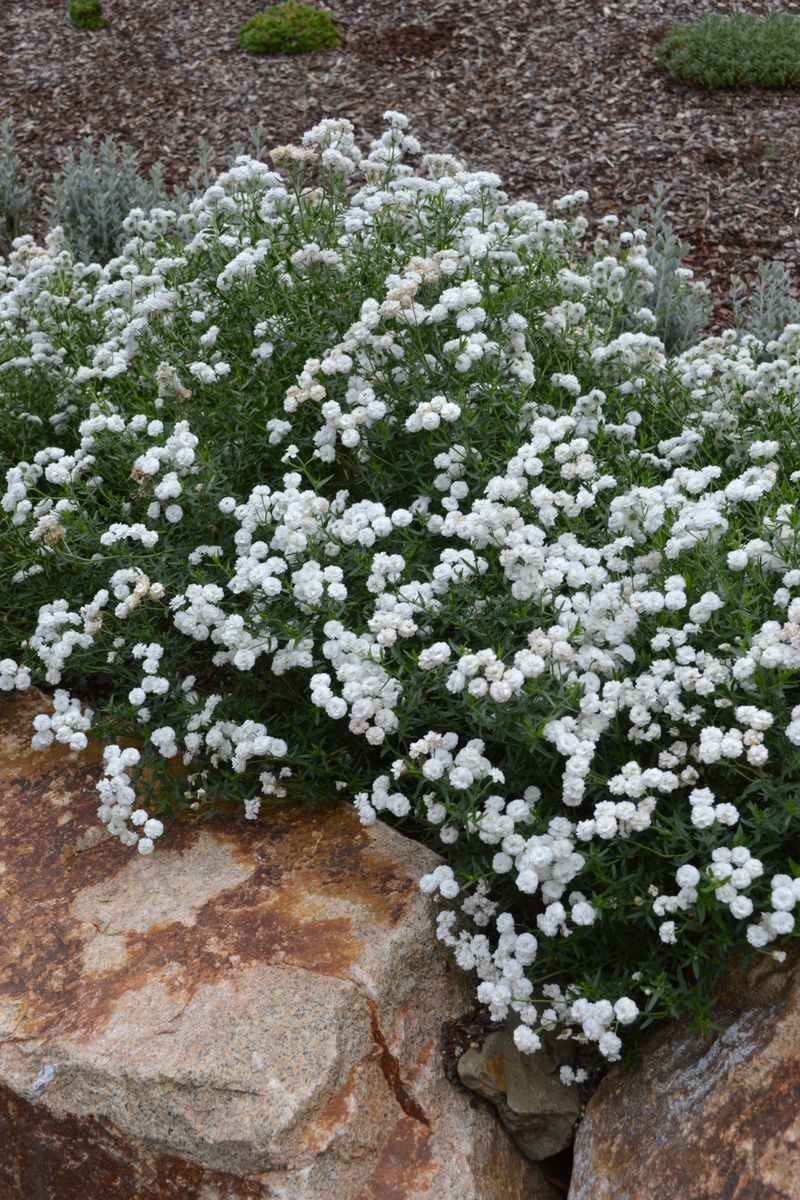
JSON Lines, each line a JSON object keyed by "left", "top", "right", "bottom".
{"left": 568, "top": 956, "right": 800, "bottom": 1200}
{"left": 0, "top": 690, "right": 557, "bottom": 1200}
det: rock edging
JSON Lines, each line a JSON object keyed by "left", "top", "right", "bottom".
{"left": 0, "top": 690, "right": 556, "bottom": 1200}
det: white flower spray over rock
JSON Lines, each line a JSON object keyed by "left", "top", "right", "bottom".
{"left": 1, "top": 112, "right": 798, "bottom": 1062}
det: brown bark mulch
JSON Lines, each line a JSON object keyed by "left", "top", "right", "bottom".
{"left": 2, "top": 0, "right": 799, "bottom": 311}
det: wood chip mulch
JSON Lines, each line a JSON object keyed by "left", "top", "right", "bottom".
{"left": 2, "top": 0, "right": 799, "bottom": 315}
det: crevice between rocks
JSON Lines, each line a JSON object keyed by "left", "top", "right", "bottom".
{"left": 367, "top": 999, "right": 430, "bottom": 1127}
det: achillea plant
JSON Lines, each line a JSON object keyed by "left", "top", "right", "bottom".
{"left": 656, "top": 13, "right": 800, "bottom": 90}
{"left": 1, "top": 114, "right": 797, "bottom": 1067}
{"left": 68, "top": 0, "right": 108, "bottom": 31}
{"left": 239, "top": 3, "right": 340, "bottom": 55}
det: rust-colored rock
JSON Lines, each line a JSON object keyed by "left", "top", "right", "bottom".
{"left": 0, "top": 690, "right": 556, "bottom": 1200}
{"left": 569, "top": 956, "right": 800, "bottom": 1200}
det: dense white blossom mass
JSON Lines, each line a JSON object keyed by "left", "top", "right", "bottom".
{"left": 1, "top": 113, "right": 798, "bottom": 1060}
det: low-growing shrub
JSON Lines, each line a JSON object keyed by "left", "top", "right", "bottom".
{"left": 1, "top": 115, "right": 798, "bottom": 1067}
{"left": 47, "top": 137, "right": 171, "bottom": 263}
{"left": 656, "top": 13, "right": 800, "bottom": 90}
{"left": 0, "top": 120, "right": 34, "bottom": 259}
{"left": 239, "top": 2, "right": 340, "bottom": 55}
{"left": 68, "top": 0, "right": 108, "bottom": 31}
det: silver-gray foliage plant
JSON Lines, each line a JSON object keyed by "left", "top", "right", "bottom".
{"left": 47, "top": 137, "right": 172, "bottom": 263}
{"left": 0, "top": 120, "right": 35, "bottom": 259}
{"left": 732, "top": 261, "right": 800, "bottom": 347}
{"left": 627, "top": 183, "right": 713, "bottom": 353}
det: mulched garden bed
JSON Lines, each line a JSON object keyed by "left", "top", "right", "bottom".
{"left": 2, "top": 0, "right": 799, "bottom": 316}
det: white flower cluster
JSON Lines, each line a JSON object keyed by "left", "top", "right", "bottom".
{"left": 31, "top": 689, "right": 93, "bottom": 751}
{"left": 96, "top": 745, "right": 163, "bottom": 853}
{"left": 429, "top": 904, "right": 638, "bottom": 1060}
{"left": 2, "top": 112, "right": 798, "bottom": 1061}
{"left": 0, "top": 657, "right": 31, "bottom": 691}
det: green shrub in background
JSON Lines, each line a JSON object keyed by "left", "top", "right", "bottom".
{"left": 68, "top": 0, "right": 108, "bottom": 31}
{"left": 656, "top": 12, "right": 800, "bottom": 89}
{"left": 0, "top": 120, "right": 34, "bottom": 259}
{"left": 239, "top": 2, "right": 340, "bottom": 55}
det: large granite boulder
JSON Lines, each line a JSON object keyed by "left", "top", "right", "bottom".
{"left": 569, "top": 955, "right": 800, "bottom": 1200}
{"left": 0, "top": 690, "right": 556, "bottom": 1200}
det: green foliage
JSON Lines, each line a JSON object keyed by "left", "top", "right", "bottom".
{"left": 68, "top": 0, "right": 108, "bottom": 31}
{"left": 239, "top": 3, "right": 340, "bottom": 55}
{"left": 0, "top": 120, "right": 35, "bottom": 259}
{"left": 656, "top": 13, "right": 800, "bottom": 90}
{"left": 46, "top": 137, "right": 171, "bottom": 263}
{"left": 1, "top": 117, "right": 798, "bottom": 1064}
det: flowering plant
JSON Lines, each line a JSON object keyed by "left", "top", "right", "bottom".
{"left": 1, "top": 114, "right": 798, "bottom": 1065}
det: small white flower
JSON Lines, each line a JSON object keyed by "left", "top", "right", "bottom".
{"left": 513, "top": 1024, "right": 541, "bottom": 1054}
